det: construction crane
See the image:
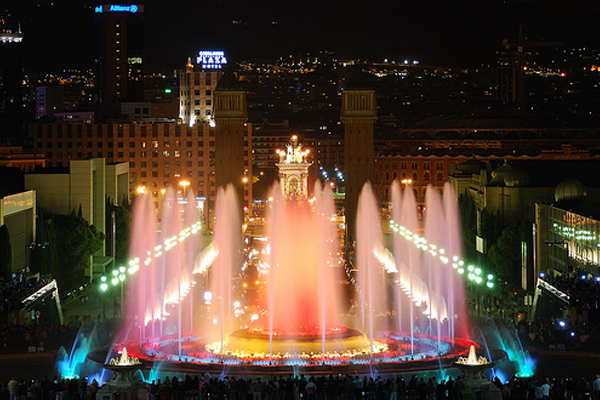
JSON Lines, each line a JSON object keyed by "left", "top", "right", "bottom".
{"left": 499, "top": 23, "right": 563, "bottom": 108}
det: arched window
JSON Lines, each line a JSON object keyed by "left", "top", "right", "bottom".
{"left": 436, "top": 173, "right": 444, "bottom": 182}
{"left": 412, "top": 172, "right": 418, "bottom": 181}
{"left": 424, "top": 172, "right": 430, "bottom": 181}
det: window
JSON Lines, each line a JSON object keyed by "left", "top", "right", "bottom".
{"left": 412, "top": 172, "right": 418, "bottom": 181}
{"left": 141, "top": 162, "right": 147, "bottom": 167}
{"left": 411, "top": 162, "right": 417, "bottom": 169}
{"left": 194, "top": 90, "right": 200, "bottom": 96}
{"left": 198, "top": 141, "right": 204, "bottom": 147}
{"left": 151, "top": 171, "right": 158, "bottom": 177}
{"left": 436, "top": 173, "right": 444, "bottom": 182}
{"left": 194, "top": 100, "right": 200, "bottom": 106}
{"left": 401, "top": 162, "right": 407, "bottom": 169}
{"left": 205, "top": 99, "right": 211, "bottom": 106}
{"left": 424, "top": 172, "right": 430, "bottom": 181}
{"left": 129, "top": 152, "right": 135, "bottom": 158}
{"left": 205, "top": 90, "right": 211, "bottom": 96}
{"left": 129, "top": 142, "right": 135, "bottom": 147}
{"left": 424, "top": 162, "right": 430, "bottom": 170}
{"left": 436, "top": 163, "right": 443, "bottom": 170}
{"left": 198, "top": 151, "right": 204, "bottom": 157}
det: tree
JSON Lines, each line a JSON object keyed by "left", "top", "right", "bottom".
{"left": 105, "top": 201, "right": 132, "bottom": 267}
{"left": 48, "top": 211, "right": 105, "bottom": 291}
{"left": 0, "top": 225, "right": 12, "bottom": 279}
{"left": 488, "top": 224, "right": 524, "bottom": 285}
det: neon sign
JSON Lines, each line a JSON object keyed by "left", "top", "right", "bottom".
{"left": 95, "top": 4, "right": 141, "bottom": 13}
{"left": 196, "top": 51, "right": 227, "bottom": 70}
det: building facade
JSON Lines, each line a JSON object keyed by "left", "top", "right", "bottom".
{"left": 94, "top": 4, "right": 145, "bottom": 119}
{"left": 0, "top": 28, "right": 24, "bottom": 143}
{"left": 25, "top": 158, "right": 129, "bottom": 278}
{"left": 179, "top": 52, "right": 228, "bottom": 126}
{"left": 32, "top": 121, "right": 252, "bottom": 218}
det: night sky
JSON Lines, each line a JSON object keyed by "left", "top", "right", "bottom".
{"left": 3, "top": 0, "right": 600, "bottom": 74}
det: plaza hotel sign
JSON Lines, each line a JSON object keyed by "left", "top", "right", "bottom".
{"left": 196, "top": 51, "right": 228, "bottom": 70}
{"left": 95, "top": 4, "right": 143, "bottom": 13}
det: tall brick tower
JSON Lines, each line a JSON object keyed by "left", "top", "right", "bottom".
{"left": 341, "top": 74, "right": 377, "bottom": 243}
{"left": 213, "top": 70, "right": 248, "bottom": 210}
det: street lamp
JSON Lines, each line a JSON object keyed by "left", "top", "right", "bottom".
{"left": 179, "top": 180, "right": 190, "bottom": 198}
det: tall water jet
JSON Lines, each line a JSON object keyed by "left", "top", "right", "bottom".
{"left": 210, "top": 184, "right": 242, "bottom": 357}
{"left": 260, "top": 181, "right": 343, "bottom": 339}
{"left": 356, "top": 182, "right": 385, "bottom": 355}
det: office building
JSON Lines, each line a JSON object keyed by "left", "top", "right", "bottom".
{"left": 0, "top": 23, "right": 24, "bottom": 144}
{"left": 94, "top": 4, "right": 145, "bottom": 119}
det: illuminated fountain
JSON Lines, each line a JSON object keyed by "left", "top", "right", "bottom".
{"left": 454, "top": 345, "right": 502, "bottom": 400}
{"left": 92, "top": 137, "right": 483, "bottom": 375}
{"left": 97, "top": 347, "right": 146, "bottom": 398}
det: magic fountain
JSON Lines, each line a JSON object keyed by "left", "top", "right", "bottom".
{"left": 91, "top": 137, "right": 482, "bottom": 376}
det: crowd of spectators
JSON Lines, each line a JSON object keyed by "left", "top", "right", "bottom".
{"left": 2, "top": 372, "right": 600, "bottom": 400}
{"left": 517, "top": 268, "right": 600, "bottom": 351}
{"left": 0, "top": 273, "right": 53, "bottom": 315}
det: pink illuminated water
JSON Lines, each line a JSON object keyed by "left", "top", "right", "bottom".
{"left": 122, "top": 178, "right": 467, "bottom": 359}
{"left": 210, "top": 185, "right": 242, "bottom": 352}
{"left": 260, "top": 182, "right": 343, "bottom": 342}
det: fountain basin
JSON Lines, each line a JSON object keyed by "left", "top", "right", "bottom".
{"left": 224, "top": 327, "right": 375, "bottom": 356}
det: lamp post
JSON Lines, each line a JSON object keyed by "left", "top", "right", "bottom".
{"left": 179, "top": 180, "right": 190, "bottom": 199}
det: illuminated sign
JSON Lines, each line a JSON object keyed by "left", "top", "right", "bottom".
{"left": 196, "top": 51, "right": 227, "bottom": 70}
{"left": 95, "top": 4, "right": 142, "bottom": 13}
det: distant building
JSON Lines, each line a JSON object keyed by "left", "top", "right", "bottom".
{"left": 0, "top": 191, "right": 36, "bottom": 273}
{"left": 94, "top": 4, "right": 145, "bottom": 119}
{"left": 179, "top": 52, "right": 228, "bottom": 126}
{"left": 0, "top": 27, "right": 24, "bottom": 144}
{"left": 31, "top": 121, "right": 252, "bottom": 221}
{"left": 0, "top": 146, "right": 45, "bottom": 172}
{"left": 213, "top": 70, "right": 250, "bottom": 210}
{"left": 25, "top": 158, "right": 129, "bottom": 278}
{"left": 54, "top": 111, "right": 95, "bottom": 124}
{"left": 341, "top": 74, "right": 377, "bottom": 242}
{"left": 36, "top": 86, "right": 65, "bottom": 119}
